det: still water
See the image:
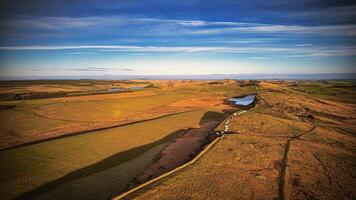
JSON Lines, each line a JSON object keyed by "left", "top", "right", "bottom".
{"left": 228, "top": 95, "right": 256, "bottom": 106}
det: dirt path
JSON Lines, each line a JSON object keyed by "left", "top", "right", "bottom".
{"left": 278, "top": 125, "right": 316, "bottom": 200}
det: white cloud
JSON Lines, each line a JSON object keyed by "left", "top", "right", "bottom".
{"left": 4, "top": 16, "right": 130, "bottom": 30}
{"left": 192, "top": 24, "right": 356, "bottom": 36}
{"left": 66, "top": 52, "right": 97, "bottom": 55}
{"left": 4, "top": 16, "right": 356, "bottom": 37}
{"left": 250, "top": 56, "right": 271, "bottom": 60}
{"left": 1, "top": 44, "right": 355, "bottom": 58}
{"left": 0, "top": 45, "right": 140, "bottom": 50}
{"left": 295, "top": 44, "right": 312, "bottom": 47}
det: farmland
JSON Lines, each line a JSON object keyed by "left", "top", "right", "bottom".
{"left": 0, "top": 80, "right": 253, "bottom": 199}
{"left": 0, "top": 80, "right": 255, "bottom": 150}
{"left": 122, "top": 80, "right": 356, "bottom": 200}
{"left": 0, "top": 79, "right": 355, "bottom": 200}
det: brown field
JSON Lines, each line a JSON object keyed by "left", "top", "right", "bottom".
{"left": 0, "top": 79, "right": 249, "bottom": 150}
{"left": 0, "top": 79, "right": 355, "bottom": 200}
{"left": 125, "top": 80, "right": 356, "bottom": 200}
{"left": 0, "top": 79, "right": 249, "bottom": 200}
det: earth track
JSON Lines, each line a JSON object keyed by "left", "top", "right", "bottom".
{"left": 278, "top": 125, "right": 316, "bottom": 200}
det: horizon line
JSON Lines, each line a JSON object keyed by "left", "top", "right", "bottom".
{"left": 1, "top": 73, "right": 355, "bottom": 81}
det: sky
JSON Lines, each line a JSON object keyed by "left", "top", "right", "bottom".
{"left": 0, "top": 0, "right": 355, "bottom": 78}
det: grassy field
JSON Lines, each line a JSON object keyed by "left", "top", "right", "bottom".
{"left": 127, "top": 81, "right": 356, "bottom": 200}
{"left": 286, "top": 80, "right": 356, "bottom": 103}
{"left": 0, "top": 80, "right": 256, "bottom": 150}
{"left": 0, "top": 80, "right": 253, "bottom": 200}
{"left": 0, "top": 80, "right": 151, "bottom": 95}
{"left": 1, "top": 80, "right": 355, "bottom": 200}
{"left": 0, "top": 108, "right": 230, "bottom": 200}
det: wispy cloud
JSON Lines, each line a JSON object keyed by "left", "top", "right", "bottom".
{"left": 52, "top": 67, "right": 114, "bottom": 71}
{"left": 1, "top": 44, "right": 355, "bottom": 57}
{"left": 295, "top": 44, "right": 312, "bottom": 47}
{"left": 66, "top": 52, "right": 96, "bottom": 55}
{"left": 3, "top": 16, "right": 129, "bottom": 30}
{"left": 3, "top": 16, "right": 356, "bottom": 37}
{"left": 0, "top": 45, "right": 140, "bottom": 50}
{"left": 192, "top": 24, "right": 356, "bottom": 36}
{"left": 250, "top": 56, "right": 271, "bottom": 60}
{"left": 51, "top": 67, "right": 136, "bottom": 72}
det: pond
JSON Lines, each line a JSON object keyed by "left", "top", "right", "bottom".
{"left": 107, "top": 86, "right": 144, "bottom": 93}
{"left": 228, "top": 94, "right": 256, "bottom": 106}
{"left": 129, "top": 86, "right": 144, "bottom": 90}
{"left": 108, "top": 88, "right": 125, "bottom": 92}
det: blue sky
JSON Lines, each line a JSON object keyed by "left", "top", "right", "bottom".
{"left": 0, "top": 0, "right": 355, "bottom": 77}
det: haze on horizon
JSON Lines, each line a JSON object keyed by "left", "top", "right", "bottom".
{"left": 0, "top": 0, "right": 355, "bottom": 78}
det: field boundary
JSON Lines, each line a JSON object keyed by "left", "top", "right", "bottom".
{"left": 1, "top": 109, "right": 201, "bottom": 152}
{"left": 112, "top": 110, "right": 249, "bottom": 200}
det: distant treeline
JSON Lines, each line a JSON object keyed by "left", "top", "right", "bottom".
{"left": 236, "top": 80, "right": 260, "bottom": 87}
{"left": 0, "top": 104, "right": 16, "bottom": 110}
{"left": 0, "top": 89, "right": 136, "bottom": 101}
{"left": 0, "top": 80, "right": 152, "bottom": 87}
{"left": 0, "top": 91, "right": 70, "bottom": 101}
{"left": 208, "top": 81, "right": 224, "bottom": 85}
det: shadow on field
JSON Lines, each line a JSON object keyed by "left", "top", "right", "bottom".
{"left": 14, "top": 110, "right": 226, "bottom": 200}
{"left": 222, "top": 108, "right": 238, "bottom": 115}
{"left": 199, "top": 111, "right": 227, "bottom": 125}
{"left": 14, "top": 129, "right": 185, "bottom": 200}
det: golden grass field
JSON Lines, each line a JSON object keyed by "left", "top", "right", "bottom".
{"left": 0, "top": 108, "right": 228, "bottom": 200}
{"left": 0, "top": 80, "right": 257, "bottom": 150}
{"left": 0, "top": 80, "right": 255, "bottom": 199}
{"left": 125, "top": 80, "right": 356, "bottom": 200}
{"left": 0, "top": 79, "right": 355, "bottom": 200}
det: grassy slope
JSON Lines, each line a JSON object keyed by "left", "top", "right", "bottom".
{"left": 0, "top": 80, "right": 252, "bottom": 149}
{"left": 131, "top": 81, "right": 356, "bottom": 200}
{"left": 0, "top": 80, "right": 261, "bottom": 199}
{"left": 0, "top": 108, "right": 227, "bottom": 200}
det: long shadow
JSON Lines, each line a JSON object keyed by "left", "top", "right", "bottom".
{"left": 14, "top": 110, "right": 227, "bottom": 200}
{"left": 199, "top": 111, "right": 227, "bottom": 125}
{"left": 1, "top": 109, "right": 199, "bottom": 152}
{"left": 14, "top": 129, "right": 185, "bottom": 200}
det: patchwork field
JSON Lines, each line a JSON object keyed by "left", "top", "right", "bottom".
{"left": 0, "top": 79, "right": 355, "bottom": 200}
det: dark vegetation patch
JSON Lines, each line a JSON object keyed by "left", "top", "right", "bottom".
{"left": 208, "top": 81, "right": 224, "bottom": 85}
{"left": 0, "top": 104, "right": 16, "bottom": 110}
{"left": 144, "top": 84, "right": 159, "bottom": 89}
{"left": 236, "top": 80, "right": 260, "bottom": 87}
{"left": 0, "top": 80, "right": 151, "bottom": 87}
{"left": 0, "top": 90, "right": 134, "bottom": 101}
{"left": 0, "top": 92, "right": 69, "bottom": 101}
{"left": 287, "top": 81, "right": 356, "bottom": 96}
{"left": 0, "top": 80, "right": 156, "bottom": 101}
